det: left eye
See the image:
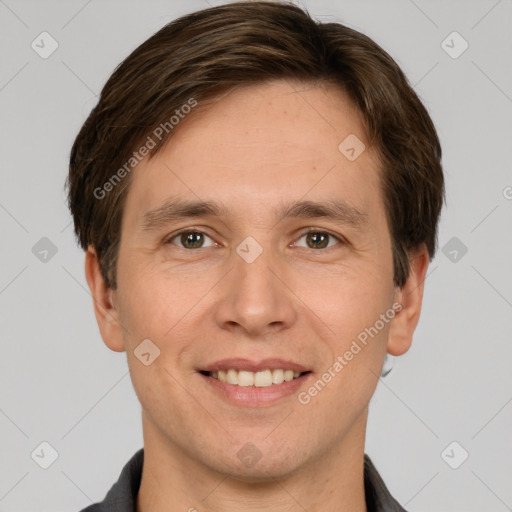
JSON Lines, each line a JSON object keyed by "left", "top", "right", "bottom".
{"left": 294, "top": 230, "right": 342, "bottom": 250}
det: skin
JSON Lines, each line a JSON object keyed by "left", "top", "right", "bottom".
{"left": 85, "top": 79, "right": 429, "bottom": 512}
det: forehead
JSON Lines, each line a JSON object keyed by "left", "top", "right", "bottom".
{"left": 172, "top": 79, "right": 370, "bottom": 163}
{"left": 123, "top": 79, "right": 383, "bottom": 225}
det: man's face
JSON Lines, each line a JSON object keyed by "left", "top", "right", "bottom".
{"left": 104, "top": 80, "right": 405, "bottom": 478}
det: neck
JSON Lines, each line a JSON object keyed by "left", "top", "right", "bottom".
{"left": 136, "top": 410, "right": 368, "bottom": 512}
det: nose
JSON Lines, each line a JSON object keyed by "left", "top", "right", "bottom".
{"left": 213, "top": 238, "right": 297, "bottom": 338}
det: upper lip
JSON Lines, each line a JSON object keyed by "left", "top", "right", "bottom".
{"left": 198, "top": 358, "right": 310, "bottom": 373}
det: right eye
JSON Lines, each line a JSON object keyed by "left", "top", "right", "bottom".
{"left": 164, "top": 229, "right": 217, "bottom": 250}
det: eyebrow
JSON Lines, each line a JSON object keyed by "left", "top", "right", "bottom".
{"left": 140, "top": 197, "right": 368, "bottom": 231}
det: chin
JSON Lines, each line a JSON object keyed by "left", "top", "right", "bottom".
{"left": 205, "top": 442, "right": 309, "bottom": 482}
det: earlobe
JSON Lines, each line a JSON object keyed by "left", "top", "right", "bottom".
{"left": 386, "top": 245, "right": 430, "bottom": 356}
{"left": 84, "top": 245, "right": 126, "bottom": 352}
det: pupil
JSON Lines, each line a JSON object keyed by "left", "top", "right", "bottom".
{"left": 182, "top": 232, "right": 203, "bottom": 248}
{"left": 307, "top": 233, "right": 328, "bottom": 249}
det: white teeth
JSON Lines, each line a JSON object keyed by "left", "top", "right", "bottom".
{"left": 254, "top": 370, "right": 273, "bottom": 387}
{"left": 207, "top": 368, "right": 304, "bottom": 387}
{"left": 226, "top": 369, "right": 238, "bottom": 385}
{"left": 283, "top": 370, "right": 294, "bottom": 382}
{"left": 238, "top": 370, "right": 254, "bottom": 387}
{"left": 272, "top": 368, "right": 284, "bottom": 384}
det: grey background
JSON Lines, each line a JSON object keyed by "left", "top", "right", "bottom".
{"left": 1, "top": 0, "right": 511, "bottom": 510}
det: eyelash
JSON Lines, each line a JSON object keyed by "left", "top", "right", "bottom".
{"left": 163, "top": 227, "right": 345, "bottom": 250}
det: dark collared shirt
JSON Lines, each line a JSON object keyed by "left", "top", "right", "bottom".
{"left": 79, "top": 449, "right": 407, "bottom": 512}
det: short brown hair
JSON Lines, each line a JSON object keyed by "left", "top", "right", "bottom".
{"left": 66, "top": 0, "right": 444, "bottom": 290}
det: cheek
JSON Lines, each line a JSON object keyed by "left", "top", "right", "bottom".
{"left": 296, "top": 288, "right": 392, "bottom": 430}
{"left": 115, "top": 270, "right": 203, "bottom": 412}
{"left": 291, "top": 260, "right": 393, "bottom": 396}
{"left": 291, "top": 257, "right": 393, "bottom": 338}
{"left": 114, "top": 264, "right": 223, "bottom": 397}
{"left": 116, "top": 256, "right": 212, "bottom": 341}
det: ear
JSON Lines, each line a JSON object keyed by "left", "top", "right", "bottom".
{"left": 387, "top": 244, "right": 430, "bottom": 356}
{"left": 84, "top": 245, "right": 126, "bottom": 352}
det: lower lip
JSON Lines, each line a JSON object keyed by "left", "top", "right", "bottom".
{"left": 199, "top": 372, "right": 312, "bottom": 407}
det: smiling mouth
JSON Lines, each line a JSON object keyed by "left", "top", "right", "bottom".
{"left": 199, "top": 369, "right": 312, "bottom": 388}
